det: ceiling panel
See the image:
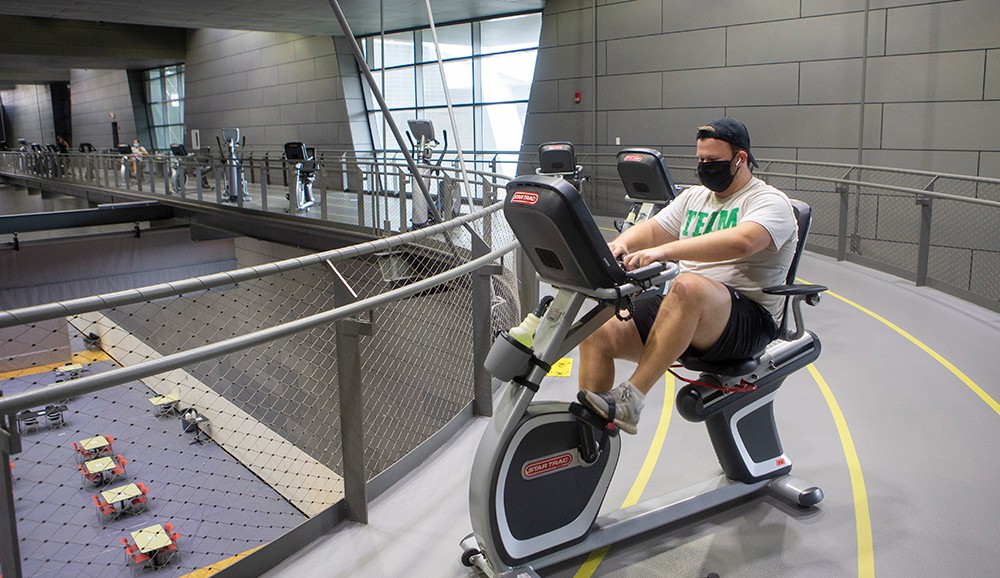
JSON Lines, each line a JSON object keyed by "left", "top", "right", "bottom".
{"left": 0, "top": 0, "right": 543, "bottom": 85}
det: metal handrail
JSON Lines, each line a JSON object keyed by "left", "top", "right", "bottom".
{"left": 0, "top": 240, "right": 518, "bottom": 415}
{"left": 0, "top": 202, "right": 503, "bottom": 329}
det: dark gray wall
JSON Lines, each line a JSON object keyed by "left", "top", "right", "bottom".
{"left": 524, "top": 0, "right": 1000, "bottom": 177}
{"left": 70, "top": 69, "right": 139, "bottom": 150}
{"left": 184, "top": 29, "right": 363, "bottom": 152}
{"left": 0, "top": 84, "right": 56, "bottom": 146}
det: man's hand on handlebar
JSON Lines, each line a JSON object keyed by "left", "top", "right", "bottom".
{"left": 614, "top": 245, "right": 671, "bottom": 271}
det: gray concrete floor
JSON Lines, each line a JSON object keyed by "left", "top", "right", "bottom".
{"left": 261, "top": 251, "right": 1000, "bottom": 578}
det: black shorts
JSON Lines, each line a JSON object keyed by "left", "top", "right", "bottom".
{"left": 631, "top": 284, "right": 778, "bottom": 362}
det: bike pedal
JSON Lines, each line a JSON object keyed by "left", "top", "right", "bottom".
{"left": 569, "top": 401, "right": 619, "bottom": 436}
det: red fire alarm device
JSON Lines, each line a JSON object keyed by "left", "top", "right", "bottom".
{"left": 574, "top": 91, "right": 582, "bottom": 104}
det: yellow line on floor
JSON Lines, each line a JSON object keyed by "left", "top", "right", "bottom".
{"left": 807, "top": 363, "right": 875, "bottom": 578}
{"left": 180, "top": 545, "right": 265, "bottom": 578}
{"left": 802, "top": 279, "right": 1000, "bottom": 417}
{"left": 0, "top": 349, "right": 114, "bottom": 381}
{"left": 574, "top": 373, "right": 675, "bottom": 578}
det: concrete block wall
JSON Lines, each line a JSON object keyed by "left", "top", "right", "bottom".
{"left": 69, "top": 69, "right": 138, "bottom": 151}
{"left": 0, "top": 85, "right": 55, "bottom": 147}
{"left": 525, "top": 0, "right": 1000, "bottom": 178}
{"left": 184, "top": 29, "right": 361, "bottom": 152}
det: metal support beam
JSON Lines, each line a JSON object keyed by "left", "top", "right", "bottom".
{"left": 0, "top": 202, "right": 173, "bottom": 234}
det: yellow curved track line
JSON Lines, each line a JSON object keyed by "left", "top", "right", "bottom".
{"left": 802, "top": 280, "right": 1000, "bottom": 417}
{"left": 807, "top": 363, "right": 875, "bottom": 578}
{"left": 574, "top": 374, "right": 675, "bottom": 578}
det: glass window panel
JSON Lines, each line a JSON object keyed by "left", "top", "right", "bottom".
{"left": 419, "top": 106, "right": 474, "bottom": 155}
{"left": 167, "top": 101, "right": 183, "bottom": 124}
{"left": 165, "top": 75, "right": 179, "bottom": 101}
{"left": 372, "top": 31, "right": 415, "bottom": 68}
{"left": 481, "top": 14, "right": 542, "bottom": 54}
{"left": 420, "top": 60, "right": 473, "bottom": 106}
{"left": 377, "top": 67, "right": 416, "bottom": 109}
{"left": 151, "top": 103, "right": 165, "bottom": 125}
{"left": 480, "top": 52, "right": 536, "bottom": 102}
{"left": 168, "top": 126, "right": 184, "bottom": 146}
{"left": 420, "top": 23, "right": 472, "bottom": 62}
{"left": 479, "top": 103, "right": 528, "bottom": 151}
{"left": 154, "top": 127, "right": 167, "bottom": 149}
{"left": 148, "top": 69, "right": 161, "bottom": 80}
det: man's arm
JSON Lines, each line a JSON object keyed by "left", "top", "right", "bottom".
{"left": 608, "top": 218, "right": 677, "bottom": 259}
{"left": 621, "top": 221, "right": 773, "bottom": 270}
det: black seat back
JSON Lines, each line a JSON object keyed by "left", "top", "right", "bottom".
{"left": 170, "top": 143, "right": 188, "bottom": 156}
{"left": 538, "top": 142, "right": 577, "bottom": 175}
{"left": 505, "top": 175, "right": 627, "bottom": 292}
{"left": 616, "top": 148, "right": 678, "bottom": 203}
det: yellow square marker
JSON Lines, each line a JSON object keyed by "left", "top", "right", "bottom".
{"left": 547, "top": 358, "right": 573, "bottom": 377}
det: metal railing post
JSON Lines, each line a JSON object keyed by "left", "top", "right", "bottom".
{"left": 260, "top": 162, "right": 269, "bottom": 212}
{"left": 0, "top": 420, "right": 23, "bottom": 578}
{"left": 837, "top": 181, "right": 850, "bottom": 261}
{"left": 330, "top": 268, "right": 372, "bottom": 524}
{"left": 471, "top": 237, "right": 501, "bottom": 417}
{"left": 916, "top": 196, "right": 933, "bottom": 287}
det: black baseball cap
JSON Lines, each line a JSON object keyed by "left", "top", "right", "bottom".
{"left": 696, "top": 117, "right": 758, "bottom": 168}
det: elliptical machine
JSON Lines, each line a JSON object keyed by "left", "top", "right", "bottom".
{"left": 217, "top": 128, "right": 251, "bottom": 203}
{"left": 461, "top": 164, "right": 827, "bottom": 576}
{"left": 406, "top": 119, "right": 453, "bottom": 228}
{"left": 169, "top": 143, "right": 191, "bottom": 195}
{"left": 283, "top": 142, "right": 317, "bottom": 212}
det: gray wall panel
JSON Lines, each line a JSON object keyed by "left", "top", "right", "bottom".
{"left": 606, "top": 108, "right": 725, "bottom": 148}
{"left": 527, "top": 79, "right": 560, "bottom": 113}
{"left": 597, "top": 0, "right": 661, "bottom": 41}
{"left": 186, "top": 29, "right": 355, "bottom": 150}
{"left": 557, "top": 8, "right": 595, "bottom": 46}
{"left": 724, "top": 104, "right": 875, "bottom": 149}
{"left": 861, "top": 149, "right": 981, "bottom": 175}
{"left": 597, "top": 72, "right": 662, "bottom": 111}
{"left": 606, "top": 28, "right": 726, "bottom": 74}
{"left": 534, "top": 44, "right": 596, "bottom": 80}
{"left": 800, "top": 59, "right": 863, "bottom": 104}
{"left": 661, "top": 63, "right": 799, "bottom": 108}
{"left": 986, "top": 49, "right": 1000, "bottom": 100}
{"left": 881, "top": 101, "right": 1000, "bottom": 151}
{"left": 865, "top": 51, "right": 986, "bottom": 103}
{"left": 660, "top": 0, "right": 799, "bottom": 33}
{"left": 885, "top": 0, "right": 1000, "bottom": 55}
{"left": 728, "top": 11, "right": 885, "bottom": 66}
{"left": 980, "top": 152, "right": 1000, "bottom": 179}
{"left": 558, "top": 79, "right": 595, "bottom": 112}
{"left": 70, "top": 69, "right": 137, "bottom": 149}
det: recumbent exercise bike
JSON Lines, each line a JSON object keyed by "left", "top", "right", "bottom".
{"left": 461, "top": 150, "right": 827, "bottom": 577}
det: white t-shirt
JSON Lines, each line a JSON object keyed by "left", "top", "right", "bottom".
{"left": 652, "top": 176, "right": 797, "bottom": 320}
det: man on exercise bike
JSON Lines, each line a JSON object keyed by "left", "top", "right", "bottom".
{"left": 580, "top": 117, "right": 798, "bottom": 434}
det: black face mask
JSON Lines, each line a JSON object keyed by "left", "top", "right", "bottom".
{"left": 697, "top": 158, "right": 737, "bottom": 193}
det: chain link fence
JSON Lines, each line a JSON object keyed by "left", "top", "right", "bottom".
{"left": 0, "top": 163, "right": 519, "bottom": 577}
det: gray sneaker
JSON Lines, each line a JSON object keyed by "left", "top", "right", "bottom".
{"left": 579, "top": 382, "right": 644, "bottom": 435}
